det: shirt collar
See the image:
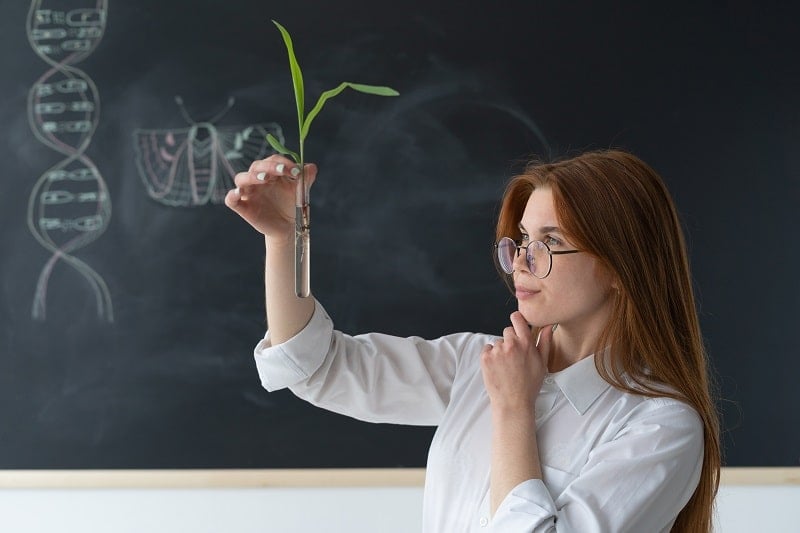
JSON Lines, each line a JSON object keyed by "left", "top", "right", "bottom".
{"left": 550, "top": 354, "right": 611, "bottom": 415}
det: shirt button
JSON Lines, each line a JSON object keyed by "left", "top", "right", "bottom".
{"left": 479, "top": 516, "right": 489, "bottom": 527}
{"left": 544, "top": 376, "right": 554, "bottom": 384}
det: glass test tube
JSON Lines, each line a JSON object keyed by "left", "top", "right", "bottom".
{"left": 294, "top": 167, "right": 310, "bottom": 297}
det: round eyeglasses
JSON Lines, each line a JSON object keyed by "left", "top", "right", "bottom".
{"left": 495, "top": 236, "right": 582, "bottom": 279}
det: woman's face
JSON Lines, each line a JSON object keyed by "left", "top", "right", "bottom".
{"left": 512, "top": 187, "right": 616, "bottom": 334}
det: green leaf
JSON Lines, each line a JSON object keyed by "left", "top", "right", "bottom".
{"left": 346, "top": 83, "right": 400, "bottom": 97}
{"left": 300, "top": 82, "right": 399, "bottom": 140}
{"left": 272, "top": 20, "right": 305, "bottom": 142}
{"left": 266, "top": 133, "right": 300, "bottom": 163}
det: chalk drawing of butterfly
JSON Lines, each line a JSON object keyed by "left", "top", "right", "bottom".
{"left": 133, "top": 96, "right": 283, "bottom": 206}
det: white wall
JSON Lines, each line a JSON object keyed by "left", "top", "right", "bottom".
{"left": 1, "top": 484, "right": 799, "bottom": 533}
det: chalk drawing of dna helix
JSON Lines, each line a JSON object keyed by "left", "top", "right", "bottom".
{"left": 25, "top": 1, "right": 113, "bottom": 322}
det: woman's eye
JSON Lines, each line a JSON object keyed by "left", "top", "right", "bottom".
{"left": 519, "top": 233, "right": 530, "bottom": 243}
{"left": 544, "top": 235, "right": 562, "bottom": 246}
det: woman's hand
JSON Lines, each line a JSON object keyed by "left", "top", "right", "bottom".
{"left": 480, "top": 312, "right": 554, "bottom": 412}
{"left": 483, "top": 312, "right": 553, "bottom": 514}
{"left": 224, "top": 155, "right": 317, "bottom": 242}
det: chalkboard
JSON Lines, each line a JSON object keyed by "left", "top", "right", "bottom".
{"left": 1, "top": 0, "right": 797, "bottom": 469}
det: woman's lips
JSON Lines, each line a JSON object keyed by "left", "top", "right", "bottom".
{"left": 515, "top": 288, "right": 539, "bottom": 299}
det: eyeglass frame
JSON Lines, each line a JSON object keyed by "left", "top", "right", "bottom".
{"left": 494, "top": 236, "right": 582, "bottom": 279}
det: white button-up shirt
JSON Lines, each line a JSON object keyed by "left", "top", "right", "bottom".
{"left": 254, "top": 299, "right": 704, "bottom": 532}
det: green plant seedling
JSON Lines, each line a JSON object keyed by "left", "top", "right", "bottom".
{"left": 267, "top": 20, "right": 399, "bottom": 298}
{"left": 266, "top": 19, "right": 399, "bottom": 168}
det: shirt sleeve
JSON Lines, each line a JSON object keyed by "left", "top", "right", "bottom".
{"left": 253, "top": 298, "right": 479, "bottom": 426}
{"left": 488, "top": 399, "right": 705, "bottom": 532}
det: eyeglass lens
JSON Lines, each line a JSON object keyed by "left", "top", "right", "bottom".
{"left": 497, "top": 237, "right": 549, "bottom": 278}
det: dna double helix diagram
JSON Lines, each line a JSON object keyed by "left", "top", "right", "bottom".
{"left": 25, "top": 0, "right": 113, "bottom": 322}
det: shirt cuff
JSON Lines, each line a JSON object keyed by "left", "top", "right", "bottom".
{"left": 253, "top": 299, "right": 334, "bottom": 391}
{"left": 489, "top": 479, "right": 556, "bottom": 531}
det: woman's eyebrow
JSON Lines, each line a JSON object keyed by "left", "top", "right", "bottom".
{"left": 538, "top": 226, "right": 562, "bottom": 234}
{"left": 518, "top": 223, "right": 562, "bottom": 234}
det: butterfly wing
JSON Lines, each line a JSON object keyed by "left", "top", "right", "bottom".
{"left": 213, "top": 123, "right": 284, "bottom": 204}
{"left": 132, "top": 127, "right": 196, "bottom": 206}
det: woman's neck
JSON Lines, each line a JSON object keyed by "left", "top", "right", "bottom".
{"left": 546, "top": 307, "right": 612, "bottom": 373}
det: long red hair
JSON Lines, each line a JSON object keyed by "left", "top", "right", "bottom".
{"left": 495, "top": 149, "right": 721, "bottom": 532}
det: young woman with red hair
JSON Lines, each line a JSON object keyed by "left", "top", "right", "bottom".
{"left": 226, "top": 148, "right": 720, "bottom": 532}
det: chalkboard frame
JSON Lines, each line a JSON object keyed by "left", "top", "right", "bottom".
{"left": 0, "top": 468, "right": 798, "bottom": 488}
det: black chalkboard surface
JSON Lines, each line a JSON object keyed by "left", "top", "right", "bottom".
{"left": 0, "top": 1, "right": 797, "bottom": 469}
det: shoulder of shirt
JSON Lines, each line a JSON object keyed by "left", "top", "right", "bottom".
{"left": 611, "top": 376, "right": 703, "bottom": 427}
{"left": 619, "top": 374, "right": 691, "bottom": 405}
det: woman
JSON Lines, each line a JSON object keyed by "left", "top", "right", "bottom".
{"left": 225, "top": 149, "right": 721, "bottom": 532}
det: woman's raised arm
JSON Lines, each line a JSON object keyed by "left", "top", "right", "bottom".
{"left": 224, "top": 155, "right": 317, "bottom": 344}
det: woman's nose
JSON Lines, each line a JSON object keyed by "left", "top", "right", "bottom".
{"left": 513, "top": 244, "right": 531, "bottom": 274}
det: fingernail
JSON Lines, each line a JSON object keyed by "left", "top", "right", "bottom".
{"left": 256, "top": 172, "right": 266, "bottom": 181}
{"left": 275, "top": 163, "right": 285, "bottom": 173}
{"left": 234, "top": 187, "right": 240, "bottom": 195}
{"left": 290, "top": 166, "right": 301, "bottom": 177}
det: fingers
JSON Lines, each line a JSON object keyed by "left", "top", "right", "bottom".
{"left": 509, "top": 311, "right": 533, "bottom": 341}
{"left": 248, "top": 154, "right": 297, "bottom": 176}
{"left": 492, "top": 312, "right": 551, "bottom": 372}
{"left": 302, "top": 162, "right": 318, "bottom": 188}
{"left": 238, "top": 159, "right": 297, "bottom": 187}
{"left": 224, "top": 186, "right": 242, "bottom": 210}
{"left": 480, "top": 342, "right": 493, "bottom": 360}
{"left": 233, "top": 157, "right": 318, "bottom": 194}
{"left": 496, "top": 312, "right": 534, "bottom": 350}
